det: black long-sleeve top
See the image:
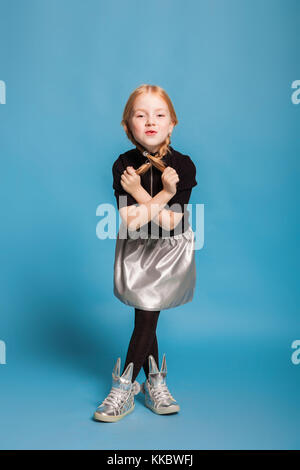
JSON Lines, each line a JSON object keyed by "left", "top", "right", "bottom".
{"left": 112, "top": 145, "right": 197, "bottom": 238}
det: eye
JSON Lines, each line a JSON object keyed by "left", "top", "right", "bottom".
{"left": 158, "top": 114, "right": 165, "bottom": 117}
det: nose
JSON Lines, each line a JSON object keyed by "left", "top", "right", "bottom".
{"left": 146, "top": 116, "right": 157, "bottom": 126}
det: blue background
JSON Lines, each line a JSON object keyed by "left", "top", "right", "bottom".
{"left": 0, "top": 0, "right": 299, "bottom": 450}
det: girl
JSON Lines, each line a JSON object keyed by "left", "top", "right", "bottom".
{"left": 94, "top": 84, "right": 197, "bottom": 423}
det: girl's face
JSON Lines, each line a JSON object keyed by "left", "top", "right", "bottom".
{"left": 128, "top": 93, "right": 174, "bottom": 153}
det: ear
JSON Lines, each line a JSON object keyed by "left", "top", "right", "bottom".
{"left": 148, "top": 355, "right": 159, "bottom": 374}
{"left": 160, "top": 353, "right": 167, "bottom": 373}
{"left": 121, "top": 362, "right": 134, "bottom": 381}
{"left": 168, "top": 122, "right": 175, "bottom": 135}
{"left": 112, "top": 357, "right": 121, "bottom": 379}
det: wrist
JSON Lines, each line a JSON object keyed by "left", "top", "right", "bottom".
{"left": 161, "top": 188, "right": 176, "bottom": 200}
{"left": 131, "top": 185, "right": 144, "bottom": 199}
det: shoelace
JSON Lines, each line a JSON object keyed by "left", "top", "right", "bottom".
{"left": 150, "top": 383, "right": 175, "bottom": 402}
{"left": 100, "top": 387, "right": 129, "bottom": 408}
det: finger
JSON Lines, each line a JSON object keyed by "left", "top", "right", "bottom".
{"left": 164, "top": 171, "right": 178, "bottom": 179}
{"left": 123, "top": 169, "right": 132, "bottom": 177}
{"left": 164, "top": 167, "right": 177, "bottom": 175}
{"left": 169, "top": 176, "right": 179, "bottom": 183}
{"left": 162, "top": 168, "right": 171, "bottom": 177}
{"left": 125, "top": 167, "right": 136, "bottom": 175}
{"left": 121, "top": 174, "right": 129, "bottom": 182}
{"left": 123, "top": 172, "right": 135, "bottom": 181}
{"left": 127, "top": 167, "right": 136, "bottom": 174}
{"left": 166, "top": 176, "right": 179, "bottom": 185}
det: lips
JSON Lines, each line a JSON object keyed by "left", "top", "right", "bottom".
{"left": 145, "top": 131, "right": 157, "bottom": 135}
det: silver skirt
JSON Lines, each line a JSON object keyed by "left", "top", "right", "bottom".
{"left": 113, "top": 224, "right": 196, "bottom": 311}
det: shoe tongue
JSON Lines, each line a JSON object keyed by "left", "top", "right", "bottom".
{"left": 112, "top": 374, "right": 131, "bottom": 391}
{"left": 148, "top": 372, "right": 166, "bottom": 387}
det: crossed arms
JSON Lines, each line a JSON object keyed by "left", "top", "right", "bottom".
{"left": 119, "top": 186, "right": 184, "bottom": 232}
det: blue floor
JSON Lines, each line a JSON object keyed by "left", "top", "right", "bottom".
{"left": 0, "top": 332, "right": 298, "bottom": 449}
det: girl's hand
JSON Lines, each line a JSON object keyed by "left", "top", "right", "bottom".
{"left": 161, "top": 166, "right": 179, "bottom": 196}
{"left": 121, "top": 166, "right": 141, "bottom": 195}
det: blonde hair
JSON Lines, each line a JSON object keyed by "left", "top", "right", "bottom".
{"left": 121, "top": 84, "right": 178, "bottom": 175}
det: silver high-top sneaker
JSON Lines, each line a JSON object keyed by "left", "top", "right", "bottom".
{"left": 93, "top": 358, "right": 141, "bottom": 422}
{"left": 141, "top": 354, "right": 180, "bottom": 414}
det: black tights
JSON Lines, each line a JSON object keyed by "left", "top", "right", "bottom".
{"left": 121, "top": 308, "right": 160, "bottom": 383}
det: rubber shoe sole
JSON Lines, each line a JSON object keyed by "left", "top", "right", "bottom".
{"left": 144, "top": 401, "right": 180, "bottom": 414}
{"left": 141, "top": 382, "right": 180, "bottom": 415}
{"left": 93, "top": 404, "right": 135, "bottom": 422}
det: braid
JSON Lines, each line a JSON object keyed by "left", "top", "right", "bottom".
{"left": 134, "top": 134, "right": 172, "bottom": 176}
